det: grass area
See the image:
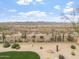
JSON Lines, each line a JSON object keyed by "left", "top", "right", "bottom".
{"left": 0, "top": 51, "right": 40, "bottom": 59}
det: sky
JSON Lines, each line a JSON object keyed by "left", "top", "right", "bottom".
{"left": 0, "top": 0, "right": 79, "bottom": 22}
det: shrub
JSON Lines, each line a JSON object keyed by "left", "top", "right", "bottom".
{"left": 3, "top": 42, "right": 10, "bottom": 48}
{"left": 71, "top": 45, "right": 76, "bottom": 49}
{"left": 11, "top": 43, "right": 20, "bottom": 49}
{"left": 32, "top": 39, "right": 35, "bottom": 42}
{"left": 59, "top": 55, "right": 65, "bottom": 59}
{"left": 40, "top": 46, "right": 43, "bottom": 49}
{"left": 67, "top": 35, "right": 74, "bottom": 42}
{"left": 18, "top": 39, "right": 23, "bottom": 42}
{"left": 50, "top": 38, "right": 54, "bottom": 42}
{"left": 57, "top": 35, "right": 61, "bottom": 42}
{"left": 71, "top": 52, "right": 75, "bottom": 56}
{"left": 16, "top": 46, "right": 20, "bottom": 49}
{"left": 56, "top": 45, "right": 59, "bottom": 52}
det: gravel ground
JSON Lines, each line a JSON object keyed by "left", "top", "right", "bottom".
{"left": 0, "top": 42, "right": 79, "bottom": 59}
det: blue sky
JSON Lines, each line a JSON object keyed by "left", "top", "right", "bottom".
{"left": 0, "top": 0, "right": 79, "bottom": 22}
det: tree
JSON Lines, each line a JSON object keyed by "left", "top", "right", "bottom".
{"left": 3, "top": 41, "right": 10, "bottom": 48}
{"left": 75, "top": 8, "right": 79, "bottom": 13}
{"left": 60, "top": 30, "right": 65, "bottom": 42}
{"left": 67, "top": 34, "right": 74, "bottom": 42}
{"left": 21, "top": 32, "right": 27, "bottom": 42}
{"left": 21, "top": 33, "right": 27, "bottom": 39}
{"left": 62, "top": 32, "right": 65, "bottom": 42}
{"left": 32, "top": 35, "right": 36, "bottom": 42}
{"left": 61, "top": 8, "right": 79, "bottom": 33}
{"left": 51, "top": 29, "right": 55, "bottom": 42}
{"left": 50, "top": 38, "right": 54, "bottom": 42}
{"left": 57, "top": 33, "right": 62, "bottom": 42}
{"left": 2, "top": 32, "right": 6, "bottom": 43}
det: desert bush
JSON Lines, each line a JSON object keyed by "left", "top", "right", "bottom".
{"left": 11, "top": 43, "right": 20, "bottom": 49}
{"left": 71, "top": 45, "right": 76, "bottom": 49}
{"left": 18, "top": 39, "right": 23, "bottom": 42}
{"left": 40, "top": 46, "right": 43, "bottom": 49}
{"left": 71, "top": 52, "right": 75, "bottom": 56}
{"left": 3, "top": 42, "right": 10, "bottom": 48}
{"left": 32, "top": 39, "right": 35, "bottom": 42}
{"left": 67, "top": 34, "right": 74, "bottom": 42}
{"left": 59, "top": 55, "right": 65, "bottom": 59}
{"left": 57, "top": 35, "right": 61, "bottom": 42}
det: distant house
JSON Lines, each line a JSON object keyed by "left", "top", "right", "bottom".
{"left": 36, "top": 33, "right": 46, "bottom": 42}
{"left": 0, "top": 34, "right": 3, "bottom": 43}
{"left": 5, "top": 32, "right": 22, "bottom": 43}
{"left": 0, "top": 29, "right": 79, "bottom": 43}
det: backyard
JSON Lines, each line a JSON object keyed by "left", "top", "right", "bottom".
{"left": 0, "top": 42, "right": 79, "bottom": 59}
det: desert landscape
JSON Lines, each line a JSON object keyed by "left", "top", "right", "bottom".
{"left": 0, "top": 0, "right": 79, "bottom": 59}
{"left": 0, "top": 22, "right": 79, "bottom": 59}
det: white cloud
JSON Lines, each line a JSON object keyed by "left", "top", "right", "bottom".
{"left": 64, "top": 8, "right": 73, "bottom": 13}
{"left": 63, "top": 1, "right": 74, "bottom": 13}
{"left": 54, "top": 5, "right": 61, "bottom": 10}
{"left": 8, "top": 9, "right": 17, "bottom": 12}
{"left": 36, "top": 0, "right": 43, "bottom": 2}
{"left": 49, "top": 12, "right": 53, "bottom": 15}
{"left": 16, "top": 0, "right": 43, "bottom": 5}
{"left": 67, "top": 1, "right": 74, "bottom": 6}
{"left": 19, "top": 11, "right": 47, "bottom": 17}
{"left": 66, "top": 1, "right": 74, "bottom": 8}
{"left": 16, "top": 0, "right": 32, "bottom": 5}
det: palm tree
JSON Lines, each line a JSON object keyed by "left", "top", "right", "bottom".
{"left": 2, "top": 32, "right": 6, "bottom": 43}
{"left": 62, "top": 32, "right": 65, "bottom": 42}
{"left": 60, "top": 31, "right": 65, "bottom": 42}
{"left": 57, "top": 35, "right": 61, "bottom": 42}
{"left": 51, "top": 32, "right": 55, "bottom": 42}
{"left": 55, "top": 31, "right": 59, "bottom": 42}
{"left": 51, "top": 29, "right": 56, "bottom": 42}
{"left": 54, "top": 32, "right": 57, "bottom": 42}
{"left": 32, "top": 35, "right": 36, "bottom": 42}
{"left": 21, "top": 33, "right": 27, "bottom": 42}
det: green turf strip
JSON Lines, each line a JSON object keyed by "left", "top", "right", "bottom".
{"left": 0, "top": 51, "right": 40, "bottom": 59}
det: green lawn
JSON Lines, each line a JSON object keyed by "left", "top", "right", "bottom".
{"left": 0, "top": 51, "right": 40, "bottom": 59}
